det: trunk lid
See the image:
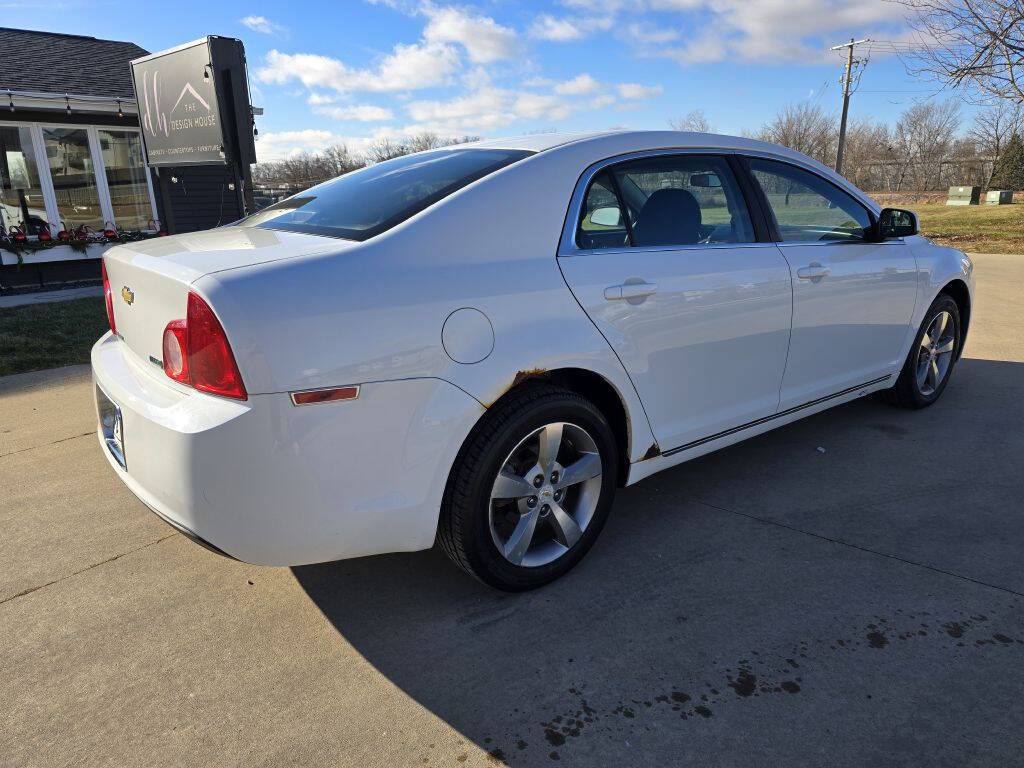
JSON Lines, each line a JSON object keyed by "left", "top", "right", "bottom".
{"left": 104, "top": 226, "right": 340, "bottom": 371}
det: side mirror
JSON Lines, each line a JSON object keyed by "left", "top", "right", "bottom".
{"left": 589, "top": 206, "right": 622, "bottom": 227}
{"left": 877, "top": 208, "right": 918, "bottom": 239}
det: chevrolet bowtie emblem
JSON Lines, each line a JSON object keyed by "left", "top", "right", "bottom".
{"left": 121, "top": 286, "right": 134, "bottom": 305}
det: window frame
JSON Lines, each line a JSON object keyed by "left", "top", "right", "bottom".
{"left": 736, "top": 153, "right": 880, "bottom": 246}
{"left": 562, "top": 149, "right": 773, "bottom": 256}
{"left": 0, "top": 119, "right": 158, "bottom": 235}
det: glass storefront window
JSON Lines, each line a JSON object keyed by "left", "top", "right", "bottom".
{"left": 43, "top": 127, "right": 103, "bottom": 230}
{"left": 0, "top": 125, "right": 49, "bottom": 235}
{"left": 98, "top": 129, "right": 152, "bottom": 231}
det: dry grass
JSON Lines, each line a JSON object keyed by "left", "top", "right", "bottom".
{"left": 909, "top": 201, "right": 1024, "bottom": 254}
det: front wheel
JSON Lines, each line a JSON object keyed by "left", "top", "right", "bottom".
{"left": 885, "top": 294, "right": 961, "bottom": 409}
{"left": 438, "top": 384, "right": 619, "bottom": 591}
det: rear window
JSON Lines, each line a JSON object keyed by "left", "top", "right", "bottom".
{"left": 241, "top": 147, "right": 533, "bottom": 241}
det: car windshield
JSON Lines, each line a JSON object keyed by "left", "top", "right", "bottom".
{"left": 241, "top": 147, "right": 533, "bottom": 241}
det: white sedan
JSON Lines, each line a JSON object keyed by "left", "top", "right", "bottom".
{"left": 92, "top": 131, "right": 974, "bottom": 590}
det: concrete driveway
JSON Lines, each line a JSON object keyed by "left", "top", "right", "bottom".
{"left": 2, "top": 253, "right": 1023, "bottom": 767}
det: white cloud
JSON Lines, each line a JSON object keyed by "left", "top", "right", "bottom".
{"left": 617, "top": 83, "right": 663, "bottom": 99}
{"left": 530, "top": 14, "right": 583, "bottom": 41}
{"left": 646, "top": 0, "right": 905, "bottom": 63}
{"left": 256, "top": 129, "right": 345, "bottom": 162}
{"left": 554, "top": 73, "right": 601, "bottom": 95}
{"left": 256, "top": 128, "right": 401, "bottom": 163}
{"left": 315, "top": 104, "right": 396, "bottom": 121}
{"left": 406, "top": 88, "right": 516, "bottom": 132}
{"left": 422, "top": 4, "right": 518, "bottom": 63}
{"left": 529, "top": 13, "right": 613, "bottom": 41}
{"left": 257, "top": 42, "right": 460, "bottom": 93}
{"left": 307, "top": 93, "right": 336, "bottom": 105}
{"left": 240, "top": 15, "right": 284, "bottom": 35}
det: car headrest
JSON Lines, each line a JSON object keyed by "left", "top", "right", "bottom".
{"left": 632, "top": 188, "right": 702, "bottom": 246}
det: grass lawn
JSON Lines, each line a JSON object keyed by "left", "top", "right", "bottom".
{"left": 0, "top": 297, "right": 108, "bottom": 376}
{"left": 905, "top": 201, "right": 1024, "bottom": 254}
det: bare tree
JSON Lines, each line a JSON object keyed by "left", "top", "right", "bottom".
{"left": 670, "top": 109, "right": 714, "bottom": 132}
{"left": 891, "top": 99, "right": 962, "bottom": 190}
{"left": 840, "top": 117, "right": 895, "bottom": 188}
{"left": 897, "top": 0, "right": 1024, "bottom": 103}
{"left": 969, "top": 100, "right": 1023, "bottom": 183}
{"left": 253, "top": 133, "right": 482, "bottom": 187}
{"left": 756, "top": 102, "right": 838, "bottom": 165}
{"left": 365, "top": 132, "right": 480, "bottom": 163}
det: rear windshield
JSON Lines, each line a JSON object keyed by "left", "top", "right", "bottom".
{"left": 241, "top": 147, "right": 533, "bottom": 241}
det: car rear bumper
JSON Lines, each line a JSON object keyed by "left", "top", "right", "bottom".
{"left": 91, "top": 332, "right": 484, "bottom": 566}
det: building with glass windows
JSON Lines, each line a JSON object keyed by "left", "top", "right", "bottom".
{"left": 1, "top": 27, "right": 247, "bottom": 286}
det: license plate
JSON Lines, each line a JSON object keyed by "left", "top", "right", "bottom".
{"left": 96, "top": 385, "right": 126, "bottom": 469}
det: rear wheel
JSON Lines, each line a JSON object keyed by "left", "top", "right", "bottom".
{"left": 885, "top": 294, "right": 961, "bottom": 409}
{"left": 438, "top": 384, "right": 618, "bottom": 591}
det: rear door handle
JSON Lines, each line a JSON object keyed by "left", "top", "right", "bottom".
{"left": 604, "top": 282, "right": 658, "bottom": 301}
{"left": 796, "top": 263, "right": 830, "bottom": 282}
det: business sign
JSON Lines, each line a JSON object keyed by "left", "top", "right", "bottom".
{"left": 131, "top": 37, "right": 253, "bottom": 167}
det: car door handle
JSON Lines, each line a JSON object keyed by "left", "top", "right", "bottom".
{"left": 604, "top": 282, "right": 658, "bottom": 301}
{"left": 796, "top": 264, "right": 830, "bottom": 281}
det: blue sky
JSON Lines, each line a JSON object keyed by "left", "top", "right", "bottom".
{"left": 13, "top": 0, "right": 964, "bottom": 161}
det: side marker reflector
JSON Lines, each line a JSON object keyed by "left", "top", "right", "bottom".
{"left": 290, "top": 385, "right": 360, "bottom": 406}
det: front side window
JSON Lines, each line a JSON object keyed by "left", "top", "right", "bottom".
{"left": 43, "top": 127, "right": 103, "bottom": 230}
{"left": 748, "top": 158, "right": 871, "bottom": 242}
{"left": 98, "top": 130, "right": 152, "bottom": 231}
{"left": 242, "top": 147, "right": 533, "bottom": 241}
{"left": 576, "top": 155, "right": 755, "bottom": 249}
{"left": 0, "top": 125, "right": 49, "bottom": 235}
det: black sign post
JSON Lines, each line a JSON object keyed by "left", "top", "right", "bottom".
{"left": 131, "top": 37, "right": 256, "bottom": 230}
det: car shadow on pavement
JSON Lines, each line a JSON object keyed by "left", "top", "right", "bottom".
{"left": 292, "top": 358, "right": 1024, "bottom": 767}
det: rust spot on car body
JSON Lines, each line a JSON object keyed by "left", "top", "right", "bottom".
{"left": 511, "top": 367, "right": 548, "bottom": 388}
{"left": 640, "top": 442, "right": 661, "bottom": 461}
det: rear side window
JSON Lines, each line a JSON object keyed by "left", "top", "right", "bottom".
{"left": 242, "top": 148, "right": 533, "bottom": 241}
{"left": 748, "top": 158, "right": 871, "bottom": 242}
{"left": 576, "top": 155, "right": 755, "bottom": 249}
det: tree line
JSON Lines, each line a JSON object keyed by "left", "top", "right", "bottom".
{"left": 251, "top": 132, "right": 478, "bottom": 188}
{"left": 673, "top": 99, "right": 1024, "bottom": 193}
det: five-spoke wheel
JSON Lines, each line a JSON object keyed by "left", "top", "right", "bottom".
{"left": 439, "top": 384, "right": 618, "bottom": 591}
{"left": 886, "top": 293, "right": 961, "bottom": 409}
{"left": 489, "top": 422, "right": 603, "bottom": 567}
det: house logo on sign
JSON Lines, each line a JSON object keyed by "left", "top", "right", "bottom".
{"left": 141, "top": 74, "right": 216, "bottom": 139}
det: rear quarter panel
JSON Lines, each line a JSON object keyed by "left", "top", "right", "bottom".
{"left": 194, "top": 142, "right": 661, "bottom": 463}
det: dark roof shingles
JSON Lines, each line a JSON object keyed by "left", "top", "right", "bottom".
{"left": 0, "top": 28, "right": 148, "bottom": 98}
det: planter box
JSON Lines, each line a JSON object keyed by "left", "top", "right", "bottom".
{"left": 0, "top": 242, "right": 113, "bottom": 267}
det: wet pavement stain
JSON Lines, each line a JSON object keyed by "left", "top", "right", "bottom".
{"left": 474, "top": 607, "right": 1024, "bottom": 765}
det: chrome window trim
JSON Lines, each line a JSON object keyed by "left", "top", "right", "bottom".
{"left": 559, "top": 147, "right": 899, "bottom": 257}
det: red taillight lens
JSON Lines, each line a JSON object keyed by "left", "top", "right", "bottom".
{"left": 162, "top": 319, "right": 189, "bottom": 384}
{"left": 101, "top": 258, "right": 116, "bottom": 334}
{"left": 161, "top": 292, "right": 247, "bottom": 400}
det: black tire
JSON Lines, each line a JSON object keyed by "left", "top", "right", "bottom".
{"left": 438, "top": 383, "right": 619, "bottom": 591}
{"left": 884, "top": 293, "right": 961, "bottom": 409}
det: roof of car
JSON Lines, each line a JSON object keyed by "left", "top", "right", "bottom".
{"left": 466, "top": 129, "right": 876, "bottom": 212}
{"left": 473, "top": 130, "right": 809, "bottom": 160}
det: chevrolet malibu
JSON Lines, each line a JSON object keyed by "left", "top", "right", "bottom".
{"left": 92, "top": 131, "right": 974, "bottom": 590}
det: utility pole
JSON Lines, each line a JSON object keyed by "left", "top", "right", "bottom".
{"left": 831, "top": 38, "right": 870, "bottom": 176}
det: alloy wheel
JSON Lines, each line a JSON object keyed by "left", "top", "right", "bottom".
{"left": 488, "top": 422, "right": 603, "bottom": 568}
{"left": 916, "top": 310, "right": 956, "bottom": 396}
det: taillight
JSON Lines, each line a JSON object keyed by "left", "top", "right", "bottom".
{"left": 162, "top": 320, "right": 189, "bottom": 384}
{"left": 161, "top": 292, "right": 247, "bottom": 400}
{"left": 101, "top": 258, "right": 116, "bottom": 334}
